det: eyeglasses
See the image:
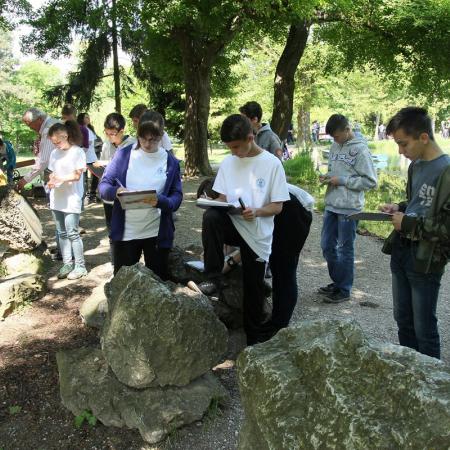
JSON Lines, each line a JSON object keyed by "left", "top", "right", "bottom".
{"left": 104, "top": 130, "right": 121, "bottom": 137}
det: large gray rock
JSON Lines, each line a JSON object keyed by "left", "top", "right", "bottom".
{"left": 0, "top": 186, "right": 42, "bottom": 251}
{"left": 57, "top": 347, "right": 228, "bottom": 444}
{"left": 101, "top": 264, "right": 228, "bottom": 388}
{"left": 237, "top": 319, "right": 450, "bottom": 450}
{"left": 0, "top": 245, "right": 50, "bottom": 276}
{"left": 0, "top": 273, "right": 46, "bottom": 318}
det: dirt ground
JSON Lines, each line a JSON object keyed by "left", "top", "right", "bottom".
{"left": 1, "top": 177, "right": 449, "bottom": 450}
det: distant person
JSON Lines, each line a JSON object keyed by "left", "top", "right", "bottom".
{"left": 318, "top": 114, "right": 377, "bottom": 303}
{"left": 17, "top": 108, "right": 59, "bottom": 190}
{"left": 99, "top": 111, "right": 182, "bottom": 278}
{"left": 287, "top": 123, "right": 295, "bottom": 144}
{"left": 196, "top": 114, "right": 289, "bottom": 345}
{"left": 311, "top": 120, "right": 320, "bottom": 143}
{"left": 239, "top": 101, "right": 283, "bottom": 159}
{"left": 77, "top": 112, "right": 100, "bottom": 203}
{"left": 378, "top": 123, "right": 386, "bottom": 140}
{"left": 47, "top": 121, "right": 87, "bottom": 280}
{"left": 352, "top": 122, "right": 364, "bottom": 139}
{"left": 0, "top": 137, "right": 16, "bottom": 183}
{"left": 129, "top": 104, "right": 174, "bottom": 154}
{"left": 380, "top": 107, "right": 450, "bottom": 359}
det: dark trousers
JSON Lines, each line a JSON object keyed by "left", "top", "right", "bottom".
{"left": 270, "top": 203, "right": 312, "bottom": 330}
{"left": 391, "top": 241, "right": 443, "bottom": 359}
{"left": 103, "top": 202, "right": 114, "bottom": 264}
{"left": 113, "top": 236, "right": 169, "bottom": 280}
{"left": 202, "top": 208, "right": 266, "bottom": 344}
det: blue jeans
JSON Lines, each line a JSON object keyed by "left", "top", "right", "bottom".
{"left": 391, "top": 242, "right": 443, "bottom": 359}
{"left": 320, "top": 210, "right": 357, "bottom": 295}
{"left": 52, "top": 210, "right": 85, "bottom": 268}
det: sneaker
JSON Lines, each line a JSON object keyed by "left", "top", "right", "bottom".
{"left": 57, "top": 263, "right": 74, "bottom": 279}
{"left": 318, "top": 283, "right": 338, "bottom": 295}
{"left": 323, "top": 291, "right": 350, "bottom": 304}
{"left": 67, "top": 266, "right": 88, "bottom": 280}
{"left": 195, "top": 280, "right": 219, "bottom": 296}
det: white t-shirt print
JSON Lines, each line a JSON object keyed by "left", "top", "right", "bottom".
{"left": 123, "top": 148, "right": 168, "bottom": 241}
{"left": 213, "top": 151, "right": 289, "bottom": 261}
{"left": 48, "top": 145, "right": 86, "bottom": 214}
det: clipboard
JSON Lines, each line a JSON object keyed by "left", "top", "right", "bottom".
{"left": 346, "top": 212, "right": 393, "bottom": 221}
{"left": 196, "top": 198, "right": 242, "bottom": 215}
{"left": 117, "top": 189, "right": 157, "bottom": 210}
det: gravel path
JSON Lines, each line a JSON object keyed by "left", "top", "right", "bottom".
{"left": 1, "top": 177, "right": 449, "bottom": 450}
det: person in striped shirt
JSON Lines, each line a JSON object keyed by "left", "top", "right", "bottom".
{"left": 18, "top": 108, "right": 59, "bottom": 190}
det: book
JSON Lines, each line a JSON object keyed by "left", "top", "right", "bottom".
{"left": 346, "top": 212, "right": 393, "bottom": 221}
{"left": 117, "top": 189, "right": 157, "bottom": 210}
{"left": 195, "top": 198, "right": 242, "bottom": 214}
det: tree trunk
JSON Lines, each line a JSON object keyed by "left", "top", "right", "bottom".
{"left": 271, "top": 22, "right": 310, "bottom": 140}
{"left": 111, "top": 0, "right": 121, "bottom": 114}
{"left": 179, "top": 38, "right": 213, "bottom": 176}
{"left": 296, "top": 106, "right": 311, "bottom": 151}
{"left": 374, "top": 113, "right": 380, "bottom": 141}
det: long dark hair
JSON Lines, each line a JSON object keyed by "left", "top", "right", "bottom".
{"left": 77, "top": 112, "right": 96, "bottom": 134}
{"left": 48, "top": 121, "right": 83, "bottom": 146}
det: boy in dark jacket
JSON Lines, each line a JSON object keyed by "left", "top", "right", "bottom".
{"left": 381, "top": 107, "right": 450, "bottom": 359}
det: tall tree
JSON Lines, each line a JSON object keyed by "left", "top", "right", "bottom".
{"left": 271, "top": 0, "right": 450, "bottom": 140}
{"left": 23, "top": 0, "right": 124, "bottom": 113}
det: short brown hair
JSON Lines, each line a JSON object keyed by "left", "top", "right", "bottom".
{"left": 61, "top": 104, "right": 77, "bottom": 117}
{"left": 129, "top": 104, "right": 147, "bottom": 120}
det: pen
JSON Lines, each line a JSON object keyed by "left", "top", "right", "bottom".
{"left": 238, "top": 197, "right": 246, "bottom": 210}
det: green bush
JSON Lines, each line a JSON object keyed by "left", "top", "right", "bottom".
{"left": 283, "top": 152, "right": 320, "bottom": 193}
{"left": 359, "top": 171, "right": 406, "bottom": 238}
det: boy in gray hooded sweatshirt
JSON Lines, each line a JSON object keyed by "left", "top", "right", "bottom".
{"left": 319, "top": 114, "right": 377, "bottom": 303}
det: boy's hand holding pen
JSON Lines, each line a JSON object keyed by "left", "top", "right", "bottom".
{"left": 239, "top": 197, "right": 256, "bottom": 221}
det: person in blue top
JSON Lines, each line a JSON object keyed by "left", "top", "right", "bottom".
{"left": 0, "top": 137, "right": 16, "bottom": 183}
{"left": 99, "top": 110, "right": 182, "bottom": 279}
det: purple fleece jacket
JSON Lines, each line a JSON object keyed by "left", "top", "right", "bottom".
{"left": 98, "top": 144, "right": 183, "bottom": 247}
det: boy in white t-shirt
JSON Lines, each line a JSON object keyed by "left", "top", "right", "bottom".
{"left": 199, "top": 114, "right": 290, "bottom": 345}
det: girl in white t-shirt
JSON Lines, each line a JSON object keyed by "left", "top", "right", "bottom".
{"left": 47, "top": 121, "right": 87, "bottom": 280}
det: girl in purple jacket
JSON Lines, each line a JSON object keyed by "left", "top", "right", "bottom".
{"left": 99, "top": 111, "right": 182, "bottom": 279}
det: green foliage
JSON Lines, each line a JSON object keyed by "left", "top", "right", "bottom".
{"left": 74, "top": 409, "right": 97, "bottom": 428}
{"left": 283, "top": 152, "right": 320, "bottom": 192}
{"left": 359, "top": 171, "right": 406, "bottom": 238}
{"left": 0, "top": 32, "right": 63, "bottom": 151}
{"left": 316, "top": 0, "right": 450, "bottom": 101}
{"left": 9, "top": 405, "right": 22, "bottom": 415}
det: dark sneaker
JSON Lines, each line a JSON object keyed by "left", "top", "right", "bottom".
{"left": 57, "top": 263, "right": 74, "bottom": 279}
{"left": 193, "top": 280, "right": 219, "bottom": 296}
{"left": 318, "top": 283, "right": 338, "bottom": 295}
{"left": 323, "top": 291, "right": 350, "bottom": 304}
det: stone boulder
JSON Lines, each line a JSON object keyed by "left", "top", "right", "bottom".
{"left": 101, "top": 264, "right": 228, "bottom": 388}
{"left": 0, "top": 186, "right": 42, "bottom": 251}
{"left": 0, "top": 244, "right": 50, "bottom": 277}
{"left": 0, "top": 273, "right": 46, "bottom": 318}
{"left": 237, "top": 319, "right": 450, "bottom": 450}
{"left": 57, "top": 347, "right": 228, "bottom": 444}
